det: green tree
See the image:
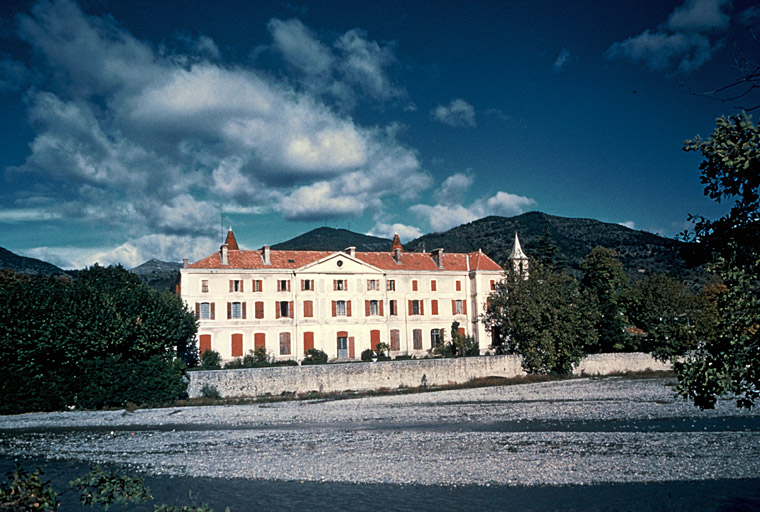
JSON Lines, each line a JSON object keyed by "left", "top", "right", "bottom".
{"left": 484, "top": 263, "right": 597, "bottom": 375}
{"left": 534, "top": 227, "right": 563, "bottom": 271}
{"left": 580, "top": 247, "right": 632, "bottom": 352}
{"left": 626, "top": 273, "right": 699, "bottom": 361}
{"left": 677, "top": 112, "right": 760, "bottom": 409}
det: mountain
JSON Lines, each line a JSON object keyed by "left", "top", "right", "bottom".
{"left": 272, "top": 227, "right": 392, "bottom": 252}
{"left": 405, "top": 212, "right": 703, "bottom": 283}
{"left": 129, "top": 259, "right": 182, "bottom": 293}
{"left": 0, "top": 246, "right": 65, "bottom": 275}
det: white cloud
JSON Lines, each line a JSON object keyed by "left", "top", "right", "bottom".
{"left": 606, "top": 0, "right": 730, "bottom": 72}
{"left": 0, "top": 208, "right": 63, "bottom": 222}
{"left": 434, "top": 173, "right": 473, "bottom": 205}
{"left": 367, "top": 222, "right": 423, "bottom": 242}
{"left": 409, "top": 203, "right": 481, "bottom": 232}
{"left": 619, "top": 220, "right": 636, "bottom": 230}
{"left": 7, "top": 0, "right": 426, "bottom": 265}
{"left": 553, "top": 48, "right": 571, "bottom": 72}
{"left": 482, "top": 191, "right": 537, "bottom": 217}
{"left": 433, "top": 99, "right": 476, "bottom": 128}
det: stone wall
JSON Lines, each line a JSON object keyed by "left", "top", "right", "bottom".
{"left": 187, "top": 353, "right": 672, "bottom": 399}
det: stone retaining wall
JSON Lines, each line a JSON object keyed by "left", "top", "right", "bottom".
{"left": 187, "top": 353, "right": 672, "bottom": 399}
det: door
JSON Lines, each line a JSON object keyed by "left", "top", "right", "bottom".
{"left": 337, "top": 336, "right": 348, "bottom": 358}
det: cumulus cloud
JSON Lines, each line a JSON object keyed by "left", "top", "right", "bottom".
{"left": 620, "top": 221, "right": 636, "bottom": 230}
{"left": 606, "top": 0, "right": 731, "bottom": 72}
{"left": 410, "top": 175, "right": 536, "bottom": 232}
{"left": 367, "top": 222, "right": 423, "bottom": 242}
{"left": 6, "top": 0, "right": 426, "bottom": 266}
{"left": 432, "top": 99, "right": 476, "bottom": 127}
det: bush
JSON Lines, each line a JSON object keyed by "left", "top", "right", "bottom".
{"left": 394, "top": 354, "right": 413, "bottom": 360}
{"left": 271, "top": 359, "right": 298, "bottom": 367}
{"left": 199, "top": 350, "right": 222, "bottom": 370}
{"left": 0, "top": 465, "right": 59, "bottom": 511}
{"left": 70, "top": 465, "right": 152, "bottom": 509}
{"left": 360, "top": 348, "right": 374, "bottom": 362}
{"left": 200, "top": 384, "right": 221, "bottom": 400}
{"left": 302, "top": 348, "right": 328, "bottom": 365}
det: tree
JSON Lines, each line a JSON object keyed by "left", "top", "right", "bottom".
{"left": 580, "top": 247, "right": 632, "bottom": 352}
{"left": 484, "top": 263, "right": 597, "bottom": 375}
{"left": 534, "top": 227, "right": 563, "bottom": 271}
{"left": 677, "top": 112, "right": 760, "bottom": 409}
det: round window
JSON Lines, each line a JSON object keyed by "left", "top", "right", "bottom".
{"left": 337, "top": 260, "right": 343, "bottom": 267}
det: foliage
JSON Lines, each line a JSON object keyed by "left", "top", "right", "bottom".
{"left": 70, "top": 466, "right": 151, "bottom": 510}
{"left": 450, "top": 321, "right": 479, "bottom": 357}
{"left": 360, "top": 348, "right": 374, "bottom": 362}
{"left": 580, "top": 247, "right": 632, "bottom": 352}
{"left": 374, "top": 342, "right": 390, "bottom": 357}
{"left": 0, "top": 465, "right": 59, "bottom": 511}
{"left": 153, "top": 504, "right": 214, "bottom": 512}
{"left": 484, "top": 262, "right": 597, "bottom": 375}
{"left": 301, "top": 348, "right": 328, "bottom": 365}
{"left": 677, "top": 113, "right": 760, "bottom": 409}
{"left": 625, "top": 274, "right": 700, "bottom": 360}
{"left": 0, "top": 265, "right": 197, "bottom": 413}
{"left": 200, "top": 384, "right": 221, "bottom": 400}
{"left": 199, "top": 350, "right": 222, "bottom": 370}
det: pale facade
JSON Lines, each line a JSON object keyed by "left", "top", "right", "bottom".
{"left": 180, "top": 230, "right": 504, "bottom": 361}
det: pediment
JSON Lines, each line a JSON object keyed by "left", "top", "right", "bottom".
{"left": 300, "top": 252, "right": 382, "bottom": 274}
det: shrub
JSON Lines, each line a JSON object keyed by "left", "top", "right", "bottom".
{"left": 394, "top": 354, "right": 413, "bottom": 361}
{"left": 302, "top": 348, "right": 328, "bottom": 365}
{"left": 360, "top": 348, "right": 374, "bottom": 362}
{"left": 271, "top": 359, "right": 298, "bottom": 367}
{"left": 0, "top": 465, "right": 59, "bottom": 511}
{"left": 223, "top": 358, "right": 244, "bottom": 370}
{"left": 199, "top": 350, "right": 222, "bottom": 370}
{"left": 200, "top": 384, "right": 221, "bottom": 400}
{"left": 70, "top": 465, "right": 152, "bottom": 509}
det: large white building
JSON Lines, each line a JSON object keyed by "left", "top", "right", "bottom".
{"left": 180, "top": 229, "right": 510, "bottom": 361}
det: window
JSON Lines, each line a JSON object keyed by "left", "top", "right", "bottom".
{"left": 228, "top": 301, "right": 246, "bottom": 319}
{"left": 431, "top": 329, "right": 441, "bottom": 349}
{"left": 230, "top": 280, "right": 243, "bottom": 292}
{"left": 389, "top": 299, "right": 398, "bottom": 316}
{"left": 409, "top": 299, "right": 423, "bottom": 316}
{"left": 413, "top": 329, "right": 422, "bottom": 350}
{"left": 303, "top": 300, "right": 314, "bottom": 318}
{"left": 199, "top": 334, "right": 212, "bottom": 354}
{"left": 490, "top": 280, "right": 496, "bottom": 291}
{"left": 232, "top": 333, "right": 243, "bottom": 357}
{"left": 196, "top": 302, "right": 215, "bottom": 320}
{"left": 276, "top": 301, "right": 293, "bottom": 318}
{"left": 279, "top": 332, "right": 291, "bottom": 355}
{"left": 431, "top": 280, "right": 437, "bottom": 292}
{"left": 301, "top": 279, "right": 314, "bottom": 291}
{"left": 387, "top": 280, "right": 395, "bottom": 291}
{"left": 255, "top": 301, "right": 264, "bottom": 319}
{"left": 336, "top": 300, "right": 347, "bottom": 316}
{"left": 431, "top": 299, "right": 438, "bottom": 315}
{"left": 365, "top": 300, "right": 380, "bottom": 316}
{"left": 453, "top": 299, "right": 464, "bottom": 315}
{"left": 456, "top": 280, "right": 462, "bottom": 292}
{"left": 253, "top": 279, "right": 263, "bottom": 292}
{"left": 303, "top": 331, "right": 314, "bottom": 352}
{"left": 390, "top": 329, "right": 400, "bottom": 351}
{"left": 201, "top": 280, "right": 209, "bottom": 293}
{"left": 412, "top": 280, "right": 418, "bottom": 292}
{"left": 334, "top": 279, "right": 347, "bottom": 291}
{"left": 367, "top": 279, "right": 379, "bottom": 291}
{"left": 371, "top": 330, "right": 381, "bottom": 351}
{"left": 277, "top": 279, "right": 290, "bottom": 292}
{"left": 254, "top": 333, "right": 266, "bottom": 350}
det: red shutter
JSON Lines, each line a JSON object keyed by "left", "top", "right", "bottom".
{"left": 241, "top": 281, "right": 244, "bottom": 292}
{"left": 332, "top": 300, "right": 337, "bottom": 317}
{"left": 458, "top": 327, "right": 465, "bottom": 337}
{"left": 231, "top": 333, "right": 243, "bottom": 357}
{"left": 195, "top": 303, "right": 200, "bottom": 319}
{"left": 463, "top": 300, "right": 467, "bottom": 315}
{"left": 431, "top": 300, "right": 438, "bottom": 315}
{"left": 199, "top": 334, "right": 211, "bottom": 354}
{"left": 490, "top": 280, "right": 495, "bottom": 290}
{"left": 412, "top": 280, "right": 418, "bottom": 291}
{"left": 452, "top": 300, "right": 457, "bottom": 315}
{"left": 349, "top": 337, "right": 355, "bottom": 359}
{"left": 333, "top": 280, "right": 337, "bottom": 291}
{"left": 420, "top": 301, "right": 424, "bottom": 315}
{"left": 431, "top": 280, "right": 436, "bottom": 291}
{"left": 276, "top": 301, "right": 281, "bottom": 319}
{"left": 255, "top": 301, "right": 264, "bottom": 319}
{"left": 408, "top": 300, "right": 413, "bottom": 315}
{"left": 254, "top": 333, "right": 266, "bottom": 350}
{"left": 304, "top": 332, "right": 314, "bottom": 352}
{"left": 379, "top": 300, "right": 384, "bottom": 316}
{"left": 242, "top": 302, "right": 246, "bottom": 319}
{"left": 365, "top": 300, "right": 370, "bottom": 316}
{"left": 301, "top": 280, "right": 305, "bottom": 291}
{"left": 347, "top": 300, "right": 352, "bottom": 317}
{"left": 229, "top": 280, "right": 233, "bottom": 292}
{"left": 227, "top": 302, "right": 231, "bottom": 319}
{"left": 456, "top": 281, "right": 462, "bottom": 291}
{"left": 210, "top": 303, "right": 215, "bottom": 320}
{"left": 289, "top": 301, "right": 294, "bottom": 318}
{"left": 371, "top": 330, "right": 380, "bottom": 350}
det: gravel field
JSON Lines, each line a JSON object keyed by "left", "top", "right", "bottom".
{"left": 2, "top": 376, "right": 760, "bottom": 488}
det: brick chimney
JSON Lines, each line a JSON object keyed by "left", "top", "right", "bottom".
{"left": 262, "top": 245, "right": 271, "bottom": 265}
{"left": 432, "top": 248, "right": 444, "bottom": 268}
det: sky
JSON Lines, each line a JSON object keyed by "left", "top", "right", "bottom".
{"left": 1, "top": 0, "right": 758, "bottom": 269}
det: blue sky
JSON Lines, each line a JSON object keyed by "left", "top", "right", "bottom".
{"left": 1, "top": 0, "right": 758, "bottom": 268}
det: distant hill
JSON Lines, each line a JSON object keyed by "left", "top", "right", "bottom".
{"left": 406, "top": 212, "right": 703, "bottom": 283}
{"left": 272, "top": 227, "right": 392, "bottom": 252}
{"left": 129, "top": 259, "right": 182, "bottom": 293}
{"left": 0, "top": 246, "right": 65, "bottom": 275}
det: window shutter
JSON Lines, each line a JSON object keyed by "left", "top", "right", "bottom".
{"left": 490, "top": 280, "right": 495, "bottom": 290}
{"left": 463, "top": 300, "right": 467, "bottom": 315}
{"left": 347, "top": 300, "right": 352, "bottom": 317}
{"left": 241, "top": 281, "right": 244, "bottom": 292}
{"left": 458, "top": 327, "right": 465, "bottom": 337}
{"left": 333, "top": 280, "right": 337, "bottom": 291}
{"left": 431, "top": 300, "right": 438, "bottom": 315}
{"left": 408, "top": 300, "right": 413, "bottom": 315}
{"left": 456, "top": 280, "right": 462, "bottom": 291}
{"left": 412, "top": 280, "right": 418, "bottom": 291}
{"left": 195, "top": 303, "right": 200, "bottom": 319}
{"left": 242, "top": 302, "right": 247, "bottom": 319}
{"left": 255, "top": 301, "right": 264, "bottom": 319}
{"left": 227, "top": 302, "right": 232, "bottom": 319}
{"left": 365, "top": 300, "right": 370, "bottom": 316}
{"left": 332, "top": 300, "right": 337, "bottom": 317}
{"left": 431, "top": 280, "right": 437, "bottom": 291}
{"left": 210, "top": 303, "right": 215, "bottom": 320}
{"left": 254, "top": 333, "right": 265, "bottom": 350}
{"left": 452, "top": 300, "right": 457, "bottom": 315}
{"left": 289, "top": 301, "right": 294, "bottom": 318}
{"left": 379, "top": 300, "right": 384, "bottom": 316}
{"left": 229, "top": 280, "right": 233, "bottom": 292}
{"left": 276, "top": 301, "right": 281, "bottom": 319}
{"left": 420, "top": 301, "right": 424, "bottom": 315}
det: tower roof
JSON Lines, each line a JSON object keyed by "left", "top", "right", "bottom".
{"left": 510, "top": 232, "right": 527, "bottom": 260}
{"left": 224, "top": 228, "right": 240, "bottom": 251}
{"left": 391, "top": 233, "right": 403, "bottom": 252}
